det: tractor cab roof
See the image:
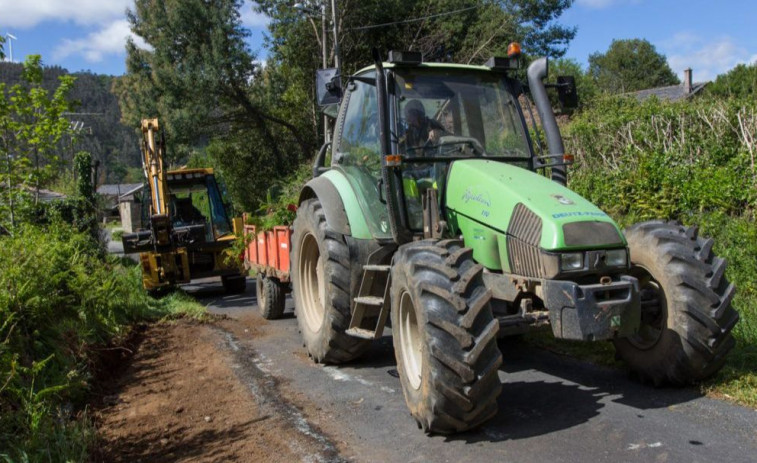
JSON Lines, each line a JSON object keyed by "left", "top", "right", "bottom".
{"left": 354, "top": 62, "right": 495, "bottom": 76}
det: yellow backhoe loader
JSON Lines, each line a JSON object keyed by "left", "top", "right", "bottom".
{"left": 122, "top": 118, "right": 247, "bottom": 294}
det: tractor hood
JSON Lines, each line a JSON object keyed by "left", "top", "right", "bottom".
{"left": 445, "top": 159, "right": 625, "bottom": 251}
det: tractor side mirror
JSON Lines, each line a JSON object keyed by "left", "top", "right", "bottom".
{"left": 556, "top": 76, "right": 578, "bottom": 110}
{"left": 316, "top": 68, "right": 342, "bottom": 106}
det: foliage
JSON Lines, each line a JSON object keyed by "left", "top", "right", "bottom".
{"left": 246, "top": 162, "right": 312, "bottom": 230}
{"left": 564, "top": 95, "right": 756, "bottom": 220}
{"left": 563, "top": 93, "right": 757, "bottom": 405}
{"left": 706, "top": 62, "right": 757, "bottom": 100}
{"left": 0, "top": 56, "right": 77, "bottom": 232}
{"left": 588, "top": 39, "right": 679, "bottom": 94}
{"left": 115, "top": 0, "right": 312, "bottom": 212}
{"left": 74, "top": 151, "right": 94, "bottom": 201}
{"left": 0, "top": 222, "right": 206, "bottom": 461}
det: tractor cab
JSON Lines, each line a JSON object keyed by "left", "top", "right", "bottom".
{"left": 324, "top": 54, "right": 549, "bottom": 242}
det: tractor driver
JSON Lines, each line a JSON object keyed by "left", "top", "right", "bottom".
{"left": 402, "top": 99, "right": 447, "bottom": 153}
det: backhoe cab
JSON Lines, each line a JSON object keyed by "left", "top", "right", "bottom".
{"left": 121, "top": 119, "right": 246, "bottom": 294}
{"left": 291, "top": 48, "right": 737, "bottom": 434}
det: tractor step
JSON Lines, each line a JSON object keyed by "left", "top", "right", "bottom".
{"left": 347, "top": 261, "right": 392, "bottom": 340}
{"left": 362, "top": 264, "right": 391, "bottom": 271}
{"left": 345, "top": 327, "right": 379, "bottom": 339}
{"left": 354, "top": 296, "right": 384, "bottom": 306}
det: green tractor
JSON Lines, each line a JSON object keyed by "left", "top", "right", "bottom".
{"left": 291, "top": 49, "right": 738, "bottom": 434}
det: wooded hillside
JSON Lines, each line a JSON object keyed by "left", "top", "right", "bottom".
{"left": 0, "top": 62, "right": 141, "bottom": 183}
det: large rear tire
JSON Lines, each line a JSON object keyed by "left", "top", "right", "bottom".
{"left": 613, "top": 221, "right": 738, "bottom": 385}
{"left": 256, "top": 274, "right": 285, "bottom": 320}
{"left": 391, "top": 239, "right": 502, "bottom": 434}
{"left": 291, "top": 198, "right": 370, "bottom": 363}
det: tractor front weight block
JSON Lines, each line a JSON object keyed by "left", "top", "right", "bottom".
{"left": 543, "top": 276, "right": 640, "bottom": 341}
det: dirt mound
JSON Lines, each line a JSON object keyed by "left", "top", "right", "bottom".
{"left": 91, "top": 320, "right": 330, "bottom": 462}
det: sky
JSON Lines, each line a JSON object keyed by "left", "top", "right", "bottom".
{"left": 0, "top": 0, "right": 756, "bottom": 83}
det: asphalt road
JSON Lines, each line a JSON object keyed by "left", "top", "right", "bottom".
{"left": 186, "top": 278, "right": 757, "bottom": 463}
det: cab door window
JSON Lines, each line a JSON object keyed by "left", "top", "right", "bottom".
{"left": 333, "top": 74, "right": 392, "bottom": 239}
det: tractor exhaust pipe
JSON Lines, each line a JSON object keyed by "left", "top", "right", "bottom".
{"left": 527, "top": 57, "right": 567, "bottom": 186}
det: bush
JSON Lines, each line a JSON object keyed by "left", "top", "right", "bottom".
{"left": 0, "top": 223, "right": 203, "bottom": 461}
{"left": 565, "top": 96, "right": 757, "bottom": 221}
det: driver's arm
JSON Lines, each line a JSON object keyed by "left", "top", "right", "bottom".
{"left": 427, "top": 118, "right": 449, "bottom": 144}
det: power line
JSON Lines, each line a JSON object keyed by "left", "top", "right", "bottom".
{"left": 350, "top": 5, "right": 479, "bottom": 31}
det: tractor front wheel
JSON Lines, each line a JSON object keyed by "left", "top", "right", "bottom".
{"left": 614, "top": 221, "right": 738, "bottom": 385}
{"left": 291, "top": 198, "right": 369, "bottom": 363}
{"left": 391, "top": 239, "right": 502, "bottom": 434}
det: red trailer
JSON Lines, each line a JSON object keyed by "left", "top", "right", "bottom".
{"left": 243, "top": 216, "right": 291, "bottom": 320}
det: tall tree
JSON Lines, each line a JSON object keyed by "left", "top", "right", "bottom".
{"left": 588, "top": 38, "right": 679, "bottom": 94}
{"left": 115, "top": 0, "right": 311, "bottom": 162}
{"left": 707, "top": 63, "right": 757, "bottom": 100}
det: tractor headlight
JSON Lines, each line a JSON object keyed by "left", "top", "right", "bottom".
{"left": 605, "top": 249, "right": 627, "bottom": 267}
{"left": 560, "top": 252, "right": 584, "bottom": 271}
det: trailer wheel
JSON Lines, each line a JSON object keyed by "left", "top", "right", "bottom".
{"left": 291, "top": 198, "right": 369, "bottom": 363}
{"left": 256, "top": 274, "right": 285, "bottom": 320}
{"left": 614, "top": 221, "right": 738, "bottom": 385}
{"left": 222, "top": 274, "right": 247, "bottom": 294}
{"left": 391, "top": 239, "right": 502, "bottom": 434}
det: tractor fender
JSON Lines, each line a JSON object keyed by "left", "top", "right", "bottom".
{"left": 298, "top": 170, "right": 373, "bottom": 240}
{"left": 299, "top": 176, "right": 350, "bottom": 235}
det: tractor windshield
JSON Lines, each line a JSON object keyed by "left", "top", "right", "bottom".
{"left": 393, "top": 68, "right": 531, "bottom": 231}
{"left": 393, "top": 68, "right": 530, "bottom": 160}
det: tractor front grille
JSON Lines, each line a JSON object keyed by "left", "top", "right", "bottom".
{"left": 507, "top": 203, "right": 545, "bottom": 278}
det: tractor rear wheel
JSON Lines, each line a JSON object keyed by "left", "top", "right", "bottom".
{"left": 256, "top": 274, "right": 285, "bottom": 320}
{"left": 614, "top": 221, "right": 738, "bottom": 385}
{"left": 391, "top": 239, "right": 502, "bottom": 434}
{"left": 291, "top": 198, "right": 369, "bottom": 363}
{"left": 222, "top": 274, "right": 247, "bottom": 294}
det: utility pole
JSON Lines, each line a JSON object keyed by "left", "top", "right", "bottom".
{"left": 321, "top": 2, "right": 330, "bottom": 143}
{"left": 295, "top": 1, "right": 340, "bottom": 144}
{"left": 331, "top": 0, "right": 340, "bottom": 76}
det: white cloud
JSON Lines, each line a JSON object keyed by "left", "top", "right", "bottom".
{"left": 662, "top": 33, "right": 757, "bottom": 82}
{"left": 240, "top": 1, "right": 270, "bottom": 28}
{"left": 0, "top": 0, "right": 132, "bottom": 28}
{"left": 53, "top": 19, "right": 146, "bottom": 64}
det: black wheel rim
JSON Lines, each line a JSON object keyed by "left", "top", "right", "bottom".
{"left": 628, "top": 264, "right": 666, "bottom": 350}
